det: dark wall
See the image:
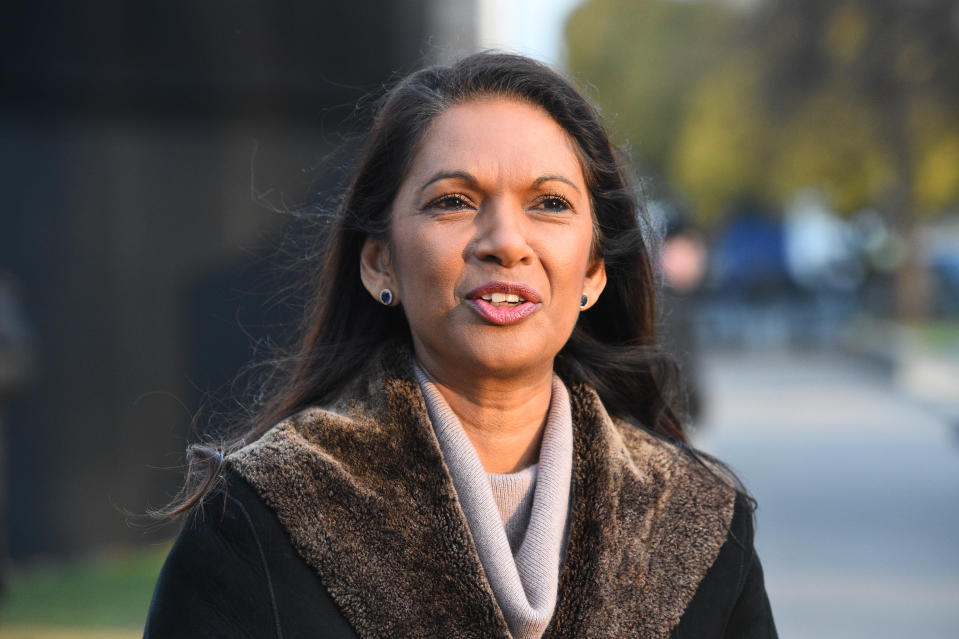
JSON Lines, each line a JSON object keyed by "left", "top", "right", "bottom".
{"left": 2, "top": 0, "right": 429, "bottom": 118}
{"left": 0, "top": 0, "right": 433, "bottom": 558}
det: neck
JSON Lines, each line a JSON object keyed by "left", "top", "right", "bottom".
{"left": 414, "top": 352, "right": 554, "bottom": 474}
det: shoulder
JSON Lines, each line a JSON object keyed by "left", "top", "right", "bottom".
{"left": 159, "top": 472, "right": 282, "bottom": 587}
{"left": 564, "top": 379, "right": 738, "bottom": 540}
{"left": 145, "top": 472, "right": 356, "bottom": 638}
{"left": 565, "top": 378, "right": 737, "bottom": 492}
{"left": 227, "top": 346, "right": 423, "bottom": 475}
{"left": 559, "top": 382, "right": 757, "bottom": 635}
{"left": 611, "top": 412, "right": 739, "bottom": 498}
{"left": 673, "top": 491, "right": 778, "bottom": 638}
{"left": 144, "top": 472, "right": 285, "bottom": 637}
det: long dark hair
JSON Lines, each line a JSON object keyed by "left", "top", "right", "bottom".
{"left": 163, "top": 52, "right": 694, "bottom": 518}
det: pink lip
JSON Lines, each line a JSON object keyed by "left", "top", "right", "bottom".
{"left": 465, "top": 281, "right": 542, "bottom": 326}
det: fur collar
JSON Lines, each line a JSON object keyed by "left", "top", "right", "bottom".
{"left": 228, "top": 344, "right": 735, "bottom": 638}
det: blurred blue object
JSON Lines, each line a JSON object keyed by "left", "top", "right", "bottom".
{"left": 712, "top": 209, "right": 789, "bottom": 295}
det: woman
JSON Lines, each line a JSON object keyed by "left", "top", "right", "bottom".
{"left": 145, "top": 52, "right": 777, "bottom": 638}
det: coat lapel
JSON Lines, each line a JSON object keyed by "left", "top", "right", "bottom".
{"left": 545, "top": 384, "right": 735, "bottom": 638}
{"left": 228, "top": 346, "right": 511, "bottom": 638}
{"left": 228, "top": 346, "right": 735, "bottom": 639}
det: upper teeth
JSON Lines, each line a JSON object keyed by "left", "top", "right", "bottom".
{"left": 482, "top": 293, "right": 524, "bottom": 303}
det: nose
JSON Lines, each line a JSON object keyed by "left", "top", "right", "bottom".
{"left": 471, "top": 198, "right": 534, "bottom": 268}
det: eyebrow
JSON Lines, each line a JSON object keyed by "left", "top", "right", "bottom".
{"left": 419, "top": 171, "right": 582, "bottom": 195}
{"left": 533, "top": 174, "right": 582, "bottom": 194}
{"left": 419, "top": 170, "right": 478, "bottom": 193}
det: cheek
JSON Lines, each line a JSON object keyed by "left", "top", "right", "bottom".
{"left": 391, "top": 226, "right": 461, "bottom": 307}
{"left": 547, "top": 234, "right": 594, "bottom": 290}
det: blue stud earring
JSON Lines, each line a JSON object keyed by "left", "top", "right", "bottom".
{"left": 580, "top": 294, "right": 588, "bottom": 309}
{"left": 379, "top": 289, "right": 393, "bottom": 305}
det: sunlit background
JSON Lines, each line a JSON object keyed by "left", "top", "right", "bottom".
{"left": 1, "top": 1, "right": 957, "bottom": 637}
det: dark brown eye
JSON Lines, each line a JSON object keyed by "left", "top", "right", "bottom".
{"left": 427, "top": 194, "right": 473, "bottom": 210}
{"left": 536, "top": 195, "right": 572, "bottom": 212}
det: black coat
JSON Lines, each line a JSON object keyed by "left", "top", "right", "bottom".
{"left": 145, "top": 347, "right": 777, "bottom": 638}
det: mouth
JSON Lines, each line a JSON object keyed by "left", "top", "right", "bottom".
{"left": 465, "top": 281, "right": 541, "bottom": 325}
{"left": 479, "top": 292, "right": 526, "bottom": 306}
{"left": 466, "top": 281, "right": 541, "bottom": 303}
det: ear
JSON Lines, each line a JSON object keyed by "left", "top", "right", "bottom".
{"left": 359, "top": 236, "right": 398, "bottom": 305}
{"left": 581, "top": 258, "right": 607, "bottom": 310}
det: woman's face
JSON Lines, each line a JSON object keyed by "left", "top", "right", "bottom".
{"left": 361, "top": 97, "right": 606, "bottom": 380}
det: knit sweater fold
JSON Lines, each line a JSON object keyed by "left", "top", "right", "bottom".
{"left": 488, "top": 463, "right": 538, "bottom": 554}
{"left": 413, "top": 364, "right": 573, "bottom": 639}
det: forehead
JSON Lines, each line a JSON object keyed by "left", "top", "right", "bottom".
{"left": 406, "top": 97, "right": 587, "bottom": 185}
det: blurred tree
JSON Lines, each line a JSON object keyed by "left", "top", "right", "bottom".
{"left": 567, "top": 0, "right": 959, "bottom": 316}
{"left": 669, "top": 51, "right": 771, "bottom": 221}
{"left": 566, "top": 0, "right": 738, "bottom": 186}
{"left": 748, "top": 0, "right": 959, "bottom": 316}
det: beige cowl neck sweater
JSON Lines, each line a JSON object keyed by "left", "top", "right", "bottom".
{"left": 413, "top": 364, "right": 573, "bottom": 639}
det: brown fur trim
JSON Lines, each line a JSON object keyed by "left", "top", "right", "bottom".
{"left": 228, "top": 345, "right": 735, "bottom": 638}
{"left": 543, "top": 384, "right": 735, "bottom": 637}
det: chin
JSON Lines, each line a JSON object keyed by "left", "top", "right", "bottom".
{"left": 458, "top": 338, "right": 560, "bottom": 377}
{"left": 411, "top": 320, "right": 572, "bottom": 379}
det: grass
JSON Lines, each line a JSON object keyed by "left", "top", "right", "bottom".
{"left": 0, "top": 543, "right": 169, "bottom": 636}
{"left": 907, "top": 320, "right": 959, "bottom": 353}
{"left": 0, "top": 630, "right": 142, "bottom": 638}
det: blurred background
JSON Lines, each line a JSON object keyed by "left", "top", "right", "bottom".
{"left": 0, "top": 0, "right": 956, "bottom": 637}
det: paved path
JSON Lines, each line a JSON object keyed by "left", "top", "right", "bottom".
{"left": 693, "top": 349, "right": 959, "bottom": 639}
